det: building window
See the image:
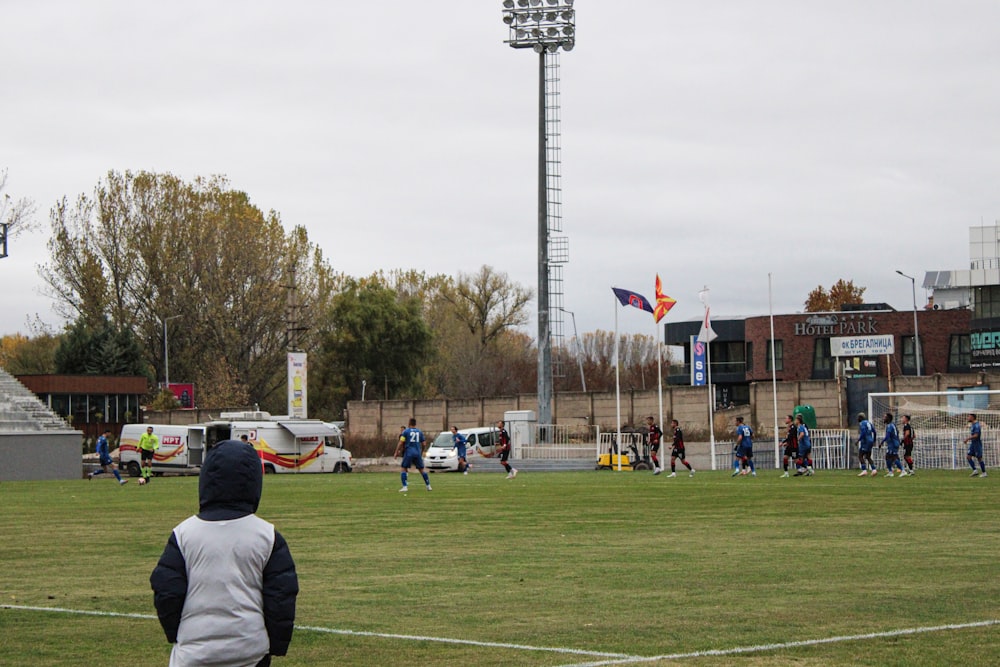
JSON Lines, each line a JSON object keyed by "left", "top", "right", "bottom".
{"left": 812, "top": 338, "right": 833, "bottom": 379}
{"left": 948, "top": 334, "right": 971, "bottom": 372}
{"left": 745, "top": 342, "right": 753, "bottom": 373}
{"left": 901, "top": 336, "right": 925, "bottom": 375}
{"left": 766, "top": 340, "right": 784, "bottom": 372}
{"left": 709, "top": 341, "right": 746, "bottom": 376}
{"left": 973, "top": 285, "right": 1000, "bottom": 320}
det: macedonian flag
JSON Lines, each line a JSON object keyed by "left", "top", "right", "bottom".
{"left": 653, "top": 274, "right": 677, "bottom": 323}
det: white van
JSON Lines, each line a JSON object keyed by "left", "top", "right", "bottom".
{"left": 200, "top": 411, "right": 352, "bottom": 474}
{"left": 119, "top": 424, "right": 207, "bottom": 477}
{"left": 424, "top": 426, "right": 499, "bottom": 472}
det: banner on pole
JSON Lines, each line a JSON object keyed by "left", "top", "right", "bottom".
{"left": 691, "top": 335, "right": 707, "bottom": 386}
{"left": 287, "top": 352, "right": 308, "bottom": 418}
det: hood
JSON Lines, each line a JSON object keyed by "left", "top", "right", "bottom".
{"left": 198, "top": 439, "right": 263, "bottom": 520}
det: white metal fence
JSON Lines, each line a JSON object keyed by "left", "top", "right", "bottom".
{"left": 712, "top": 429, "right": 999, "bottom": 471}
{"left": 516, "top": 424, "right": 597, "bottom": 460}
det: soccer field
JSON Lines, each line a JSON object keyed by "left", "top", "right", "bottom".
{"left": 1, "top": 469, "right": 997, "bottom": 666}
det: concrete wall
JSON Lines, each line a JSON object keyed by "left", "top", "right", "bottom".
{"left": 344, "top": 372, "right": 1000, "bottom": 441}
{"left": 0, "top": 431, "right": 84, "bottom": 481}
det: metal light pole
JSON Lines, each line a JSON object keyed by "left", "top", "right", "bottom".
{"left": 895, "top": 270, "right": 921, "bottom": 376}
{"left": 502, "top": 0, "right": 576, "bottom": 429}
{"left": 557, "top": 307, "right": 586, "bottom": 392}
{"left": 158, "top": 315, "right": 182, "bottom": 389}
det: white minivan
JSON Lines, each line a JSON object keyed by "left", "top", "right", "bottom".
{"left": 424, "top": 426, "right": 499, "bottom": 472}
{"left": 119, "top": 424, "right": 207, "bottom": 477}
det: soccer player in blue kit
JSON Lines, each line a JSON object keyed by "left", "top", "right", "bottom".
{"left": 964, "top": 413, "right": 988, "bottom": 477}
{"left": 880, "top": 413, "right": 907, "bottom": 477}
{"left": 395, "top": 418, "right": 432, "bottom": 492}
{"left": 89, "top": 428, "right": 127, "bottom": 485}
{"left": 857, "top": 412, "right": 878, "bottom": 476}
{"left": 733, "top": 416, "right": 756, "bottom": 477}
{"left": 794, "top": 414, "right": 814, "bottom": 476}
{"left": 450, "top": 425, "right": 471, "bottom": 475}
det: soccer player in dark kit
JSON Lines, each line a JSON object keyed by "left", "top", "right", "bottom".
{"left": 647, "top": 416, "right": 664, "bottom": 475}
{"left": 666, "top": 419, "right": 694, "bottom": 478}
{"left": 780, "top": 415, "right": 797, "bottom": 478}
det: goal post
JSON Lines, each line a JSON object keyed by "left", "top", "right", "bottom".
{"left": 867, "top": 389, "right": 1000, "bottom": 470}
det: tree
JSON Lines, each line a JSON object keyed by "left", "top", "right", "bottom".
{"left": 420, "top": 266, "right": 534, "bottom": 397}
{"left": 0, "top": 168, "right": 38, "bottom": 257}
{"left": 53, "top": 317, "right": 149, "bottom": 377}
{"left": 575, "top": 330, "right": 667, "bottom": 393}
{"left": 804, "top": 279, "right": 867, "bottom": 312}
{"left": 41, "top": 171, "right": 334, "bottom": 409}
{"left": 312, "top": 276, "right": 433, "bottom": 415}
{"left": 0, "top": 332, "right": 60, "bottom": 375}
{"left": 443, "top": 266, "right": 532, "bottom": 349}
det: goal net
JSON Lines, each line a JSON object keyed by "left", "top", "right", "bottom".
{"left": 867, "top": 389, "right": 1000, "bottom": 470}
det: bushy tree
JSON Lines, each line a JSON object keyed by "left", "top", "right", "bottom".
{"left": 41, "top": 171, "right": 334, "bottom": 407}
{"left": 805, "top": 279, "right": 866, "bottom": 312}
{"left": 0, "top": 331, "right": 60, "bottom": 375}
{"left": 311, "top": 275, "right": 433, "bottom": 415}
{"left": 54, "top": 317, "right": 149, "bottom": 377}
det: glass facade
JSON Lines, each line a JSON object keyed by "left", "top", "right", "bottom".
{"left": 812, "top": 338, "right": 834, "bottom": 379}
{"left": 901, "top": 336, "right": 925, "bottom": 375}
{"left": 948, "top": 334, "right": 971, "bottom": 372}
{"left": 766, "top": 340, "right": 784, "bottom": 372}
{"left": 973, "top": 285, "right": 1000, "bottom": 319}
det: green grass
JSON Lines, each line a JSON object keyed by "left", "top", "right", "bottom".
{"left": 1, "top": 469, "right": 998, "bottom": 666}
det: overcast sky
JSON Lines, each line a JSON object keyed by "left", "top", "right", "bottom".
{"left": 3, "top": 1, "right": 997, "bottom": 341}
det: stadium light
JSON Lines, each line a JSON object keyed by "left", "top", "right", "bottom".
{"left": 502, "top": 0, "right": 576, "bottom": 430}
{"left": 895, "top": 270, "right": 922, "bottom": 376}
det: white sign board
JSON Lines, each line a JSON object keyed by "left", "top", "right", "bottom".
{"left": 831, "top": 335, "right": 895, "bottom": 357}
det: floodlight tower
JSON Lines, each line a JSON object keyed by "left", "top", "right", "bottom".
{"left": 502, "top": 0, "right": 576, "bottom": 430}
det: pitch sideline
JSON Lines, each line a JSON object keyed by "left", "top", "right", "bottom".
{"left": 554, "top": 618, "right": 1000, "bottom": 666}
{"left": 0, "top": 604, "right": 635, "bottom": 660}
{"left": 4, "top": 605, "right": 996, "bottom": 663}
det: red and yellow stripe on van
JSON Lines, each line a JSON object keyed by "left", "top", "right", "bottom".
{"left": 118, "top": 435, "right": 186, "bottom": 463}
{"left": 255, "top": 436, "right": 324, "bottom": 470}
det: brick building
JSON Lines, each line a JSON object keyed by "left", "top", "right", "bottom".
{"left": 665, "top": 306, "right": 971, "bottom": 408}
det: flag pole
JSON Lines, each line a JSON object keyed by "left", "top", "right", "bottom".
{"left": 769, "top": 273, "right": 780, "bottom": 469}
{"left": 657, "top": 319, "right": 663, "bottom": 441}
{"left": 700, "top": 286, "right": 716, "bottom": 470}
{"left": 614, "top": 293, "right": 622, "bottom": 471}
{"left": 707, "top": 322, "right": 715, "bottom": 469}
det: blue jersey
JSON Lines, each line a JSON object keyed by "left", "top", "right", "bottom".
{"left": 96, "top": 434, "right": 110, "bottom": 459}
{"left": 858, "top": 420, "right": 875, "bottom": 448}
{"left": 452, "top": 432, "right": 468, "bottom": 456}
{"left": 882, "top": 423, "right": 900, "bottom": 451}
{"left": 400, "top": 427, "right": 425, "bottom": 456}
{"left": 736, "top": 424, "right": 753, "bottom": 450}
{"left": 797, "top": 424, "right": 811, "bottom": 450}
{"left": 969, "top": 421, "right": 982, "bottom": 446}
{"left": 96, "top": 434, "right": 113, "bottom": 465}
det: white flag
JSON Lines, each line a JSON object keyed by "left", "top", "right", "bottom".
{"left": 697, "top": 306, "right": 718, "bottom": 343}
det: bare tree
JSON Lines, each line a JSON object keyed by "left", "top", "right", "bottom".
{"left": 0, "top": 169, "right": 38, "bottom": 258}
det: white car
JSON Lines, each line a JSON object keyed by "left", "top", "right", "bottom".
{"left": 424, "top": 427, "right": 499, "bottom": 472}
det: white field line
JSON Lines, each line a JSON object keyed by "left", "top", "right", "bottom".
{"left": 554, "top": 619, "right": 1000, "bottom": 667}
{"left": 0, "top": 604, "right": 634, "bottom": 660}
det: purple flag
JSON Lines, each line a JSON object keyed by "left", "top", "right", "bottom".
{"left": 612, "top": 287, "right": 654, "bottom": 314}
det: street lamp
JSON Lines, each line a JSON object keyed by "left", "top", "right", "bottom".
{"left": 895, "top": 270, "right": 921, "bottom": 376}
{"left": 502, "top": 0, "right": 576, "bottom": 429}
{"left": 157, "top": 315, "right": 182, "bottom": 389}
{"left": 556, "top": 307, "right": 586, "bottom": 392}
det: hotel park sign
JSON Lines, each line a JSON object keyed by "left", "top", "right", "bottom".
{"left": 794, "top": 314, "right": 879, "bottom": 337}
